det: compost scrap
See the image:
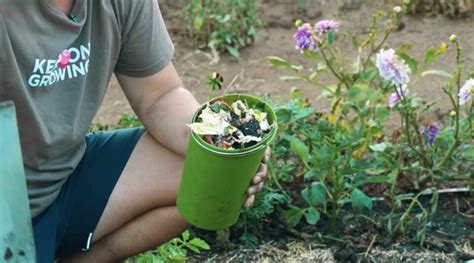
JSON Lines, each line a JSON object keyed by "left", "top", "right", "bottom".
{"left": 188, "top": 99, "right": 272, "bottom": 149}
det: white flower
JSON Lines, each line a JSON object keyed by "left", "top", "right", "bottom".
{"left": 459, "top": 78, "right": 474, "bottom": 105}
{"left": 393, "top": 6, "right": 402, "bottom": 13}
{"left": 376, "top": 49, "right": 411, "bottom": 87}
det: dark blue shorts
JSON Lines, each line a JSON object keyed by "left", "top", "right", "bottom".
{"left": 32, "top": 127, "right": 145, "bottom": 263}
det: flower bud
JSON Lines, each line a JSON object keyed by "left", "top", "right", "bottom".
{"left": 449, "top": 34, "right": 457, "bottom": 42}
{"left": 295, "top": 19, "right": 303, "bottom": 28}
{"left": 450, "top": 110, "right": 456, "bottom": 116}
{"left": 393, "top": 6, "right": 402, "bottom": 13}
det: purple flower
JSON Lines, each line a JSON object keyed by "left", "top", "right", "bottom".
{"left": 459, "top": 78, "right": 474, "bottom": 105}
{"left": 424, "top": 122, "right": 440, "bottom": 145}
{"left": 376, "top": 49, "right": 411, "bottom": 87}
{"left": 315, "top": 20, "right": 339, "bottom": 34}
{"left": 388, "top": 85, "right": 409, "bottom": 108}
{"left": 293, "top": 23, "right": 317, "bottom": 53}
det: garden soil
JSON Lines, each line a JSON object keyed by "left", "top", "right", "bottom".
{"left": 93, "top": 1, "right": 474, "bottom": 262}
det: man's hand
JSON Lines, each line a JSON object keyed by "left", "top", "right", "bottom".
{"left": 244, "top": 147, "right": 271, "bottom": 208}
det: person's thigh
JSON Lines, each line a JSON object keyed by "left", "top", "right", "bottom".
{"left": 91, "top": 131, "right": 184, "bottom": 242}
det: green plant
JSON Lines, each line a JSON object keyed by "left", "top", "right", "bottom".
{"left": 387, "top": 188, "right": 439, "bottom": 245}
{"left": 117, "top": 114, "right": 142, "bottom": 129}
{"left": 260, "top": 0, "right": 472, "bottom": 242}
{"left": 124, "top": 230, "right": 210, "bottom": 263}
{"left": 89, "top": 114, "right": 142, "bottom": 132}
{"left": 184, "top": 0, "right": 260, "bottom": 58}
{"left": 273, "top": 90, "right": 375, "bottom": 230}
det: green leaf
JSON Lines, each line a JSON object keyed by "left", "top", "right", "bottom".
{"left": 348, "top": 84, "right": 369, "bottom": 103}
{"left": 181, "top": 230, "right": 190, "bottom": 242}
{"left": 369, "top": 142, "right": 390, "bottom": 152}
{"left": 193, "top": 16, "right": 203, "bottom": 31}
{"left": 351, "top": 188, "right": 373, "bottom": 212}
{"left": 266, "top": 56, "right": 291, "bottom": 67}
{"left": 359, "top": 68, "right": 378, "bottom": 82}
{"left": 189, "top": 238, "right": 210, "bottom": 250}
{"left": 326, "top": 30, "right": 335, "bottom": 46}
{"left": 290, "top": 88, "right": 303, "bottom": 99}
{"left": 301, "top": 182, "right": 326, "bottom": 207}
{"left": 290, "top": 65, "right": 304, "bottom": 73}
{"left": 399, "top": 52, "right": 418, "bottom": 75}
{"left": 359, "top": 175, "right": 393, "bottom": 184}
{"left": 304, "top": 207, "right": 321, "bottom": 225}
{"left": 423, "top": 47, "right": 437, "bottom": 68}
{"left": 398, "top": 43, "right": 414, "bottom": 52}
{"left": 309, "top": 71, "right": 319, "bottom": 82}
{"left": 283, "top": 208, "right": 304, "bottom": 228}
{"left": 421, "top": 70, "right": 453, "bottom": 78}
{"left": 463, "top": 147, "right": 474, "bottom": 160}
{"left": 186, "top": 243, "right": 200, "bottom": 253}
{"left": 375, "top": 105, "right": 390, "bottom": 121}
{"left": 295, "top": 108, "right": 315, "bottom": 120}
{"left": 280, "top": 76, "right": 303, "bottom": 82}
{"left": 351, "top": 35, "right": 360, "bottom": 49}
{"left": 304, "top": 50, "right": 320, "bottom": 61}
{"left": 364, "top": 169, "right": 387, "bottom": 175}
{"left": 290, "top": 136, "right": 310, "bottom": 162}
{"left": 226, "top": 46, "right": 240, "bottom": 58}
{"left": 303, "top": 169, "right": 317, "bottom": 180}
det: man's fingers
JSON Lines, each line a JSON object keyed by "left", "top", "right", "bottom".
{"left": 244, "top": 195, "right": 255, "bottom": 208}
{"left": 263, "top": 147, "right": 271, "bottom": 163}
{"left": 256, "top": 164, "right": 268, "bottom": 179}
{"left": 247, "top": 186, "right": 258, "bottom": 196}
{"left": 252, "top": 175, "right": 263, "bottom": 184}
{"left": 257, "top": 181, "right": 264, "bottom": 191}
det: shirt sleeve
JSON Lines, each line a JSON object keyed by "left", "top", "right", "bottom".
{"left": 114, "top": 0, "right": 174, "bottom": 77}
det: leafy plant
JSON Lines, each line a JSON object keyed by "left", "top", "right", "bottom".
{"left": 262, "top": 0, "right": 472, "bottom": 242}
{"left": 89, "top": 114, "right": 142, "bottom": 132}
{"left": 117, "top": 114, "right": 142, "bottom": 129}
{"left": 124, "top": 230, "right": 210, "bottom": 263}
{"left": 184, "top": 0, "right": 260, "bottom": 58}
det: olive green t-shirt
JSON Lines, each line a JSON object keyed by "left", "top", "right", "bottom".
{"left": 0, "top": 0, "right": 174, "bottom": 217}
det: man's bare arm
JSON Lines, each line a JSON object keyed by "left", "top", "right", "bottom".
{"left": 116, "top": 62, "right": 199, "bottom": 156}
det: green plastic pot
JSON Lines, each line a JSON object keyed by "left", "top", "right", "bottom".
{"left": 177, "top": 94, "right": 277, "bottom": 230}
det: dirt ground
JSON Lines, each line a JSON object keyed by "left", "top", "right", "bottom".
{"left": 94, "top": 0, "right": 474, "bottom": 126}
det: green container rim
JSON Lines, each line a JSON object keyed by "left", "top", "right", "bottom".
{"left": 190, "top": 94, "right": 277, "bottom": 156}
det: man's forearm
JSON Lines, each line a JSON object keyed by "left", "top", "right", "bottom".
{"left": 141, "top": 87, "right": 200, "bottom": 156}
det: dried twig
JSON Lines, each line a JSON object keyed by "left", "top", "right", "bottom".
{"left": 364, "top": 235, "right": 377, "bottom": 257}
{"left": 222, "top": 73, "right": 240, "bottom": 96}
{"left": 455, "top": 197, "right": 474, "bottom": 218}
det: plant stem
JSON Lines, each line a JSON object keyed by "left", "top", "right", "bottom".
{"left": 395, "top": 87, "right": 432, "bottom": 169}
{"left": 320, "top": 49, "right": 350, "bottom": 90}
{"left": 327, "top": 169, "right": 340, "bottom": 230}
{"left": 402, "top": 114, "right": 431, "bottom": 169}
{"left": 469, "top": 102, "right": 474, "bottom": 138}
{"left": 436, "top": 40, "right": 464, "bottom": 169}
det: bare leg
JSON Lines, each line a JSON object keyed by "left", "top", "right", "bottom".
{"left": 61, "top": 132, "right": 190, "bottom": 262}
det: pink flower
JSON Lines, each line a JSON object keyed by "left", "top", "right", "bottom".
{"left": 388, "top": 85, "right": 409, "bottom": 108}
{"left": 58, "top": 50, "right": 71, "bottom": 69}
{"left": 459, "top": 78, "right": 474, "bottom": 105}
{"left": 293, "top": 23, "right": 317, "bottom": 52}
{"left": 315, "top": 20, "right": 339, "bottom": 34}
